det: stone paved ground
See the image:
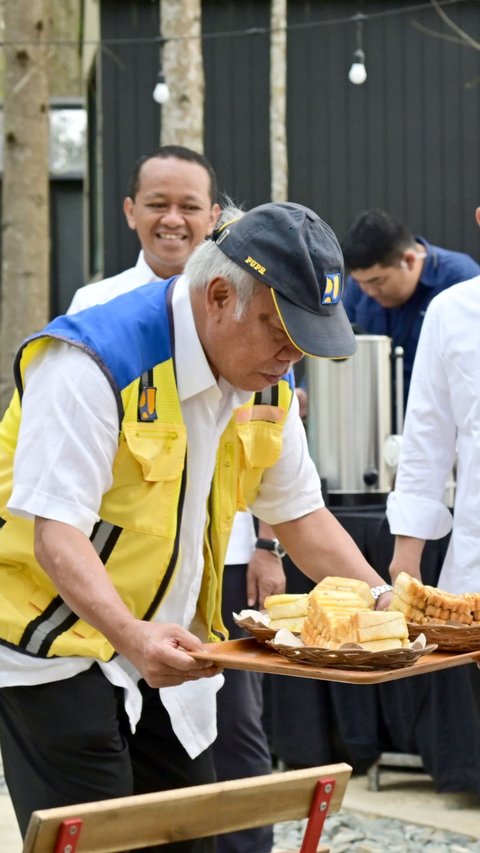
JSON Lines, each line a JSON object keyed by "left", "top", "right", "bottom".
{"left": 273, "top": 812, "right": 480, "bottom": 852}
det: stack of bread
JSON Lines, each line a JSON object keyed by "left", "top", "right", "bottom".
{"left": 300, "top": 576, "right": 409, "bottom": 651}
{"left": 390, "top": 571, "right": 480, "bottom": 625}
{"left": 263, "top": 593, "right": 309, "bottom": 633}
{"left": 333, "top": 610, "right": 409, "bottom": 651}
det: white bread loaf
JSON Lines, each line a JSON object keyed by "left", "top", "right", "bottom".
{"left": 337, "top": 610, "right": 408, "bottom": 645}
{"left": 300, "top": 576, "right": 409, "bottom": 650}
{"left": 301, "top": 604, "right": 350, "bottom": 648}
{"left": 269, "top": 616, "right": 306, "bottom": 632}
{"left": 349, "top": 638, "right": 406, "bottom": 651}
{"left": 315, "top": 576, "right": 374, "bottom": 609}
{"left": 390, "top": 572, "right": 477, "bottom": 625}
{"left": 310, "top": 588, "right": 370, "bottom": 610}
{"left": 264, "top": 593, "right": 309, "bottom": 620}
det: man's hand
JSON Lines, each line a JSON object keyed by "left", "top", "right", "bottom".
{"left": 246, "top": 548, "right": 286, "bottom": 609}
{"left": 373, "top": 590, "right": 394, "bottom": 611}
{"left": 34, "top": 517, "right": 222, "bottom": 688}
{"left": 117, "top": 620, "right": 222, "bottom": 689}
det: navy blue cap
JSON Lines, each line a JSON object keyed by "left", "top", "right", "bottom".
{"left": 213, "top": 202, "right": 356, "bottom": 358}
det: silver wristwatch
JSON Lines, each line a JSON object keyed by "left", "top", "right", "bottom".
{"left": 255, "top": 538, "right": 286, "bottom": 559}
{"left": 370, "top": 583, "right": 393, "bottom": 601}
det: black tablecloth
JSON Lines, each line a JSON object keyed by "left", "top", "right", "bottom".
{"left": 264, "top": 508, "right": 480, "bottom": 794}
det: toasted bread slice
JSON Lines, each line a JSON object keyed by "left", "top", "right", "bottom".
{"left": 338, "top": 610, "right": 408, "bottom": 643}
{"left": 353, "top": 638, "right": 406, "bottom": 652}
{"left": 269, "top": 616, "right": 305, "bottom": 632}
{"left": 264, "top": 594, "right": 309, "bottom": 619}
{"left": 315, "top": 576, "right": 374, "bottom": 609}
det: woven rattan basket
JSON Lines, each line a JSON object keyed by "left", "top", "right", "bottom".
{"left": 233, "top": 615, "right": 277, "bottom": 643}
{"left": 407, "top": 621, "right": 480, "bottom": 652}
{"left": 265, "top": 640, "right": 437, "bottom": 671}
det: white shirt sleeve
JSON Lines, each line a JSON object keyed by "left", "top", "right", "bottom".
{"left": 8, "top": 341, "right": 119, "bottom": 536}
{"left": 386, "top": 298, "right": 455, "bottom": 539}
{"left": 250, "top": 390, "right": 324, "bottom": 524}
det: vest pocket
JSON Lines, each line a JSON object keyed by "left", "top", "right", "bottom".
{"left": 237, "top": 420, "right": 283, "bottom": 468}
{"left": 124, "top": 422, "right": 186, "bottom": 481}
{"left": 237, "top": 420, "right": 284, "bottom": 505}
{"left": 101, "top": 421, "right": 187, "bottom": 536}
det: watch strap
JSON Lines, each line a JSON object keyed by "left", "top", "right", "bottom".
{"left": 255, "top": 538, "right": 286, "bottom": 558}
{"left": 370, "top": 583, "right": 393, "bottom": 601}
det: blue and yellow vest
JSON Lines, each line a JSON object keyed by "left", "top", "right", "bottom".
{"left": 0, "top": 279, "right": 294, "bottom": 661}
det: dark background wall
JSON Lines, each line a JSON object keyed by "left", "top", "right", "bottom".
{"left": 285, "top": 0, "right": 480, "bottom": 257}
{"left": 95, "top": 0, "right": 480, "bottom": 280}
{"left": 97, "top": 0, "right": 161, "bottom": 278}
{"left": 202, "top": 0, "right": 272, "bottom": 208}
{"left": 50, "top": 176, "right": 85, "bottom": 315}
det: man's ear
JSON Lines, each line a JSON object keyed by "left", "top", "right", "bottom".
{"left": 402, "top": 250, "right": 418, "bottom": 271}
{"left": 207, "top": 203, "right": 222, "bottom": 236}
{"left": 205, "top": 277, "right": 234, "bottom": 319}
{"left": 476, "top": 207, "right": 480, "bottom": 228}
{"left": 123, "top": 197, "right": 137, "bottom": 231}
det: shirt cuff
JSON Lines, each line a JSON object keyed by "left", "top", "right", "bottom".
{"left": 7, "top": 485, "right": 97, "bottom": 537}
{"left": 386, "top": 491, "right": 453, "bottom": 540}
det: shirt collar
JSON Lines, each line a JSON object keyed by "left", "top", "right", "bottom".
{"left": 414, "top": 237, "right": 439, "bottom": 288}
{"left": 135, "top": 250, "right": 161, "bottom": 283}
{"left": 171, "top": 274, "right": 251, "bottom": 408}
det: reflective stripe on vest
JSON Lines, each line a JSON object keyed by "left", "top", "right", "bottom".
{"left": 19, "top": 521, "right": 123, "bottom": 655}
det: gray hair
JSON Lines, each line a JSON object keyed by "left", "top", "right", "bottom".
{"left": 185, "top": 202, "right": 258, "bottom": 320}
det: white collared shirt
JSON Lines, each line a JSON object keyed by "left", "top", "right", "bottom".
{"left": 67, "top": 251, "right": 158, "bottom": 313}
{"left": 4, "top": 272, "right": 322, "bottom": 756}
{"left": 386, "top": 275, "right": 480, "bottom": 593}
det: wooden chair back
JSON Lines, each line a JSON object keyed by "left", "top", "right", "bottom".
{"left": 22, "top": 762, "right": 352, "bottom": 853}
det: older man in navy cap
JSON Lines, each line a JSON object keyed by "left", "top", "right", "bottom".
{"left": 0, "top": 200, "right": 391, "bottom": 852}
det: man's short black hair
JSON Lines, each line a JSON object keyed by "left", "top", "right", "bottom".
{"left": 341, "top": 209, "right": 416, "bottom": 271}
{"left": 128, "top": 145, "right": 218, "bottom": 202}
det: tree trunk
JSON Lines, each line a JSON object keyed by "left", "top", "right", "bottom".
{"left": 270, "top": 0, "right": 288, "bottom": 202}
{"left": 160, "top": 0, "right": 204, "bottom": 151}
{"left": 49, "top": 0, "right": 82, "bottom": 97}
{"left": 0, "top": 0, "right": 51, "bottom": 412}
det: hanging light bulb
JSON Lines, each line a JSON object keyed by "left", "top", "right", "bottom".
{"left": 348, "top": 13, "right": 367, "bottom": 86}
{"left": 153, "top": 70, "right": 170, "bottom": 104}
{"left": 348, "top": 48, "right": 367, "bottom": 85}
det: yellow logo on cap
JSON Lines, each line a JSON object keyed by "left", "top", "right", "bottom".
{"left": 245, "top": 256, "right": 266, "bottom": 275}
{"left": 322, "top": 273, "right": 341, "bottom": 304}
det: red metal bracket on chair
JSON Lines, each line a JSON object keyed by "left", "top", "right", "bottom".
{"left": 53, "top": 818, "right": 83, "bottom": 853}
{"left": 299, "top": 777, "right": 336, "bottom": 853}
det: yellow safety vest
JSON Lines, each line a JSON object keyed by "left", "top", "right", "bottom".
{"left": 0, "top": 281, "right": 294, "bottom": 660}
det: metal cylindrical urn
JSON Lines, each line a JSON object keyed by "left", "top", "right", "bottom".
{"left": 307, "top": 335, "right": 393, "bottom": 503}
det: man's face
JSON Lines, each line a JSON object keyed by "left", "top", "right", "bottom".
{"left": 350, "top": 254, "right": 419, "bottom": 308}
{"left": 201, "top": 279, "right": 304, "bottom": 391}
{"left": 123, "top": 156, "right": 220, "bottom": 279}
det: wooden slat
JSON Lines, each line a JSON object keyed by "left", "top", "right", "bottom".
{"left": 23, "top": 764, "right": 351, "bottom": 853}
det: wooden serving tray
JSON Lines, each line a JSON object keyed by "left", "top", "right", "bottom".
{"left": 191, "top": 638, "right": 480, "bottom": 685}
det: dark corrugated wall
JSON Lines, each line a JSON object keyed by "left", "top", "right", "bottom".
{"left": 285, "top": 0, "right": 480, "bottom": 257}
{"left": 99, "top": 0, "right": 160, "bottom": 277}
{"left": 97, "top": 0, "right": 480, "bottom": 276}
{"left": 202, "top": 0, "right": 272, "bottom": 208}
